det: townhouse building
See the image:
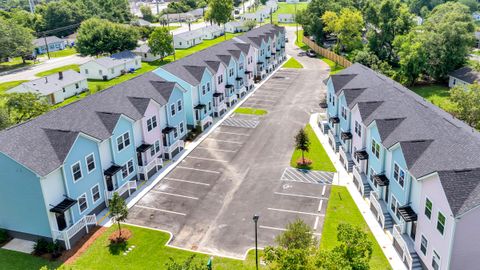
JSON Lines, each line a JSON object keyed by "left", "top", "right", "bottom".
{"left": 324, "top": 63, "right": 480, "bottom": 270}
{"left": 0, "top": 24, "right": 286, "bottom": 250}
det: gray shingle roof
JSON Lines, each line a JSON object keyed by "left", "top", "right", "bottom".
{"left": 438, "top": 169, "right": 480, "bottom": 216}
{"left": 0, "top": 72, "right": 180, "bottom": 177}
{"left": 33, "top": 36, "right": 64, "bottom": 47}
{"left": 449, "top": 67, "right": 480, "bottom": 84}
{"left": 133, "top": 44, "right": 151, "bottom": 54}
{"left": 8, "top": 70, "right": 86, "bottom": 96}
{"left": 333, "top": 63, "right": 480, "bottom": 216}
{"left": 91, "top": 50, "right": 138, "bottom": 68}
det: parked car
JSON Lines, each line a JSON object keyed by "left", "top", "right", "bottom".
{"left": 306, "top": 50, "right": 316, "bottom": 57}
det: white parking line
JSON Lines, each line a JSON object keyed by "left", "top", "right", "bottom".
{"left": 247, "top": 98, "right": 276, "bottom": 103}
{"left": 206, "top": 138, "right": 244, "bottom": 144}
{"left": 150, "top": 190, "right": 199, "bottom": 200}
{"left": 135, "top": 205, "right": 187, "bottom": 216}
{"left": 313, "top": 216, "right": 319, "bottom": 230}
{"left": 267, "top": 207, "right": 325, "bottom": 217}
{"left": 187, "top": 156, "right": 228, "bottom": 163}
{"left": 176, "top": 166, "right": 221, "bottom": 174}
{"left": 274, "top": 192, "right": 322, "bottom": 200}
{"left": 196, "top": 146, "right": 237, "bottom": 153}
{"left": 164, "top": 177, "right": 210, "bottom": 186}
{"left": 317, "top": 200, "right": 324, "bottom": 212}
{"left": 260, "top": 225, "right": 321, "bottom": 236}
{"left": 322, "top": 185, "right": 326, "bottom": 196}
{"left": 214, "top": 131, "right": 250, "bottom": 136}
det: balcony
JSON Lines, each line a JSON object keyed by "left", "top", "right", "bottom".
{"left": 327, "top": 129, "right": 340, "bottom": 152}
{"left": 226, "top": 94, "right": 237, "bottom": 107}
{"left": 369, "top": 191, "right": 394, "bottom": 229}
{"left": 52, "top": 214, "right": 97, "bottom": 250}
{"left": 200, "top": 115, "right": 213, "bottom": 130}
{"left": 106, "top": 180, "right": 137, "bottom": 201}
{"left": 339, "top": 146, "right": 354, "bottom": 172}
{"left": 214, "top": 101, "right": 227, "bottom": 117}
{"left": 393, "top": 224, "right": 422, "bottom": 270}
{"left": 164, "top": 139, "right": 185, "bottom": 158}
{"left": 138, "top": 157, "right": 163, "bottom": 175}
{"left": 353, "top": 165, "right": 370, "bottom": 197}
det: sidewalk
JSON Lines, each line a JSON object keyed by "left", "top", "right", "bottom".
{"left": 309, "top": 113, "right": 405, "bottom": 270}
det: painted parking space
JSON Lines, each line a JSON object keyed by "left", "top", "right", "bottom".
{"left": 281, "top": 167, "right": 335, "bottom": 185}
{"left": 221, "top": 117, "right": 260, "bottom": 129}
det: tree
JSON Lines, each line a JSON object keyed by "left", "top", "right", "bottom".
{"left": 205, "top": 0, "right": 233, "bottom": 38}
{"left": 243, "top": 20, "right": 257, "bottom": 30}
{"left": 322, "top": 8, "right": 364, "bottom": 53}
{"left": 0, "top": 106, "right": 11, "bottom": 130}
{"left": 2, "top": 93, "right": 50, "bottom": 124}
{"left": 275, "top": 219, "right": 316, "bottom": 250}
{"left": 35, "top": 0, "right": 85, "bottom": 36}
{"left": 450, "top": 84, "right": 480, "bottom": 129}
{"left": 0, "top": 17, "right": 34, "bottom": 62}
{"left": 76, "top": 18, "right": 139, "bottom": 56}
{"left": 140, "top": 5, "right": 155, "bottom": 22}
{"left": 314, "top": 224, "right": 373, "bottom": 270}
{"left": 353, "top": 48, "right": 394, "bottom": 77}
{"left": 459, "top": 0, "right": 478, "bottom": 13}
{"left": 166, "top": 255, "right": 208, "bottom": 270}
{"left": 109, "top": 192, "right": 129, "bottom": 240}
{"left": 294, "top": 128, "right": 310, "bottom": 165}
{"left": 148, "top": 27, "right": 174, "bottom": 60}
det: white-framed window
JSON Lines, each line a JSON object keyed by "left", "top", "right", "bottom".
{"left": 173, "top": 126, "right": 178, "bottom": 138}
{"left": 147, "top": 115, "right": 157, "bottom": 132}
{"left": 432, "top": 250, "right": 441, "bottom": 270}
{"left": 354, "top": 121, "right": 361, "bottom": 137}
{"left": 177, "top": 100, "right": 182, "bottom": 111}
{"left": 99, "top": 70, "right": 103, "bottom": 75}
{"left": 218, "top": 74, "right": 223, "bottom": 84}
{"left": 420, "top": 235, "right": 428, "bottom": 255}
{"left": 425, "top": 197, "right": 433, "bottom": 219}
{"left": 239, "top": 63, "right": 244, "bottom": 70}
{"left": 110, "top": 68, "right": 114, "bottom": 74}
{"left": 369, "top": 167, "right": 377, "bottom": 187}
{"left": 179, "top": 122, "right": 185, "bottom": 134}
{"left": 85, "top": 153, "right": 96, "bottom": 173}
{"left": 71, "top": 161, "right": 82, "bottom": 182}
{"left": 91, "top": 184, "right": 101, "bottom": 203}
{"left": 75, "top": 83, "right": 79, "bottom": 89}
{"left": 393, "top": 163, "right": 405, "bottom": 188}
{"left": 116, "top": 132, "right": 130, "bottom": 152}
{"left": 85, "top": 69, "right": 89, "bottom": 75}
{"left": 341, "top": 106, "right": 347, "bottom": 120}
{"left": 229, "top": 68, "right": 234, "bottom": 76}
{"left": 207, "top": 82, "right": 211, "bottom": 92}
{"left": 437, "top": 212, "right": 446, "bottom": 235}
{"left": 371, "top": 139, "right": 380, "bottom": 159}
{"left": 170, "top": 103, "right": 176, "bottom": 116}
{"left": 202, "top": 85, "right": 206, "bottom": 95}
{"left": 78, "top": 193, "right": 88, "bottom": 214}
{"left": 150, "top": 140, "right": 161, "bottom": 156}
{"left": 208, "top": 101, "right": 212, "bottom": 111}
{"left": 390, "top": 195, "right": 401, "bottom": 219}
{"left": 121, "top": 159, "right": 134, "bottom": 179}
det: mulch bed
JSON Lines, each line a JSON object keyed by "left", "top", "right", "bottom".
{"left": 60, "top": 226, "right": 107, "bottom": 265}
{"left": 108, "top": 228, "right": 132, "bottom": 243}
{"left": 296, "top": 158, "right": 312, "bottom": 166}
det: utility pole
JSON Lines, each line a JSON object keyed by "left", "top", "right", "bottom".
{"left": 156, "top": 0, "right": 160, "bottom": 15}
{"left": 43, "top": 35, "right": 51, "bottom": 60}
{"left": 28, "top": 0, "right": 35, "bottom": 13}
{"left": 295, "top": 3, "right": 298, "bottom": 44}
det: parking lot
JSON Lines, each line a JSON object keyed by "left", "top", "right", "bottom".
{"left": 128, "top": 64, "right": 331, "bottom": 257}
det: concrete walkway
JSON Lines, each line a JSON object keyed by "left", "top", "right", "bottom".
{"left": 309, "top": 113, "right": 406, "bottom": 270}
{"left": 1, "top": 238, "right": 35, "bottom": 254}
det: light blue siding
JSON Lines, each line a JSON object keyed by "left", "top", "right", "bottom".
{"left": 339, "top": 94, "right": 350, "bottom": 132}
{"left": 367, "top": 123, "right": 385, "bottom": 184}
{"left": 326, "top": 79, "right": 337, "bottom": 119}
{"left": 225, "top": 59, "right": 237, "bottom": 98}
{"left": 111, "top": 116, "right": 137, "bottom": 187}
{"left": 63, "top": 135, "right": 105, "bottom": 222}
{"left": 0, "top": 153, "right": 51, "bottom": 238}
{"left": 197, "top": 70, "right": 214, "bottom": 119}
{"left": 166, "top": 86, "right": 188, "bottom": 143}
{"left": 389, "top": 146, "right": 410, "bottom": 206}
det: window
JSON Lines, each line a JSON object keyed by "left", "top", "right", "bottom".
{"left": 78, "top": 194, "right": 88, "bottom": 213}
{"left": 341, "top": 106, "right": 347, "bottom": 120}
{"left": 110, "top": 68, "right": 114, "bottom": 74}
{"left": 71, "top": 162, "right": 82, "bottom": 182}
{"left": 369, "top": 168, "right": 377, "bottom": 187}
{"left": 170, "top": 103, "right": 176, "bottom": 116}
{"left": 173, "top": 127, "right": 178, "bottom": 138}
{"left": 390, "top": 195, "right": 401, "bottom": 219}
{"left": 117, "top": 132, "right": 130, "bottom": 151}
{"left": 218, "top": 74, "right": 223, "bottom": 84}
{"left": 371, "top": 139, "right": 380, "bottom": 159}
{"left": 86, "top": 153, "right": 95, "bottom": 173}
{"left": 393, "top": 163, "right": 405, "bottom": 188}
{"left": 432, "top": 250, "right": 441, "bottom": 270}
{"left": 91, "top": 185, "right": 100, "bottom": 203}
{"left": 332, "top": 96, "right": 335, "bottom": 106}
{"left": 229, "top": 68, "right": 234, "bottom": 76}
{"left": 420, "top": 235, "right": 428, "bottom": 255}
{"left": 121, "top": 159, "right": 134, "bottom": 179}
{"left": 179, "top": 122, "right": 185, "bottom": 134}
{"left": 437, "top": 212, "right": 446, "bottom": 235}
{"left": 62, "top": 88, "right": 66, "bottom": 93}
{"left": 85, "top": 69, "right": 89, "bottom": 75}
{"left": 208, "top": 101, "right": 212, "bottom": 111}
{"left": 177, "top": 100, "right": 182, "bottom": 111}
{"left": 150, "top": 140, "right": 161, "bottom": 156}
{"left": 239, "top": 63, "right": 244, "bottom": 70}
{"left": 207, "top": 82, "right": 211, "bottom": 92}
{"left": 202, "top": 85, "right": 206, "bottom": 95}
{"left": 354, "top": 121, "right": 361, "bottom": 137}
{"left": 425, "top": 198, "right": 433, "bottom": 219}
{"left": 99, "top": 70, "right": 103, "bottom": 75}
{"left": 147, "top": 116, "right": 157, "bottom": 132}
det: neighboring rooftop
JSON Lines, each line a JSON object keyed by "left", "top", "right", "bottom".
{"left": 33, "top": 36, "right": 64, "bottom": 47}
{"left": 7, "top": 70, "right": 86, "bottom": 96}
{"left": 89, "top": 50, "right": 139, "bottom": 68}
{"left": 449, "top": 67, "right": 480, "bottom": 84}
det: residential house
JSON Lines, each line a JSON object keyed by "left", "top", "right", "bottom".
{"left": 133, "top": 44, "right": 163, "bottom": 62}
{"left": 473, "top": 12, "right": 480, "bottom": 21}
{"left": 241, "top": 12, "right": 264, "bottom": 22}
{"left": 173, "top": 30, "right": 204, "bottom": 49}
{"left": 8, "top": 70, "right": 88, "bottom": 104}
{"left": 225, "top": 21, "right": 250, "bottom": 33}
{"left": 80, "top": 51, "right": 141, "bottom": 80}
{"left": 0, "top": 72, "right": 187, "bottom": 250}
{"left": 132, "top": 18, "right": 152, "bottom": 27}
{"left": 325, "top": 63, "right": 480, "bottom": 270}
{"left": 266, "top": 0, "right": 278, "bottom": 13}
{"left": 448, "top": 67, "right": 480, "bottom": 88}
{"left": 199, "top": 24, "right": 225, "bottom": 40}
{"left": 160, "top": 12, "right": 194, "bottom": 23}
{"left": 278, "top": 14, "right": 295, "bottom": 23}
{"left": 33, "top": 36, "right": 66, "bottom": 55}
{"left": 187, "top": 8, "right": 204, "bottom": 19}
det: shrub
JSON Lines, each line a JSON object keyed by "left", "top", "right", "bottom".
{"left": 0, "top": 229, "right": 9, "bottom": 244}
{"left": 33, "top": 238, "right": 49, "bottom": 255}
{"left": 47, "top": 240, "right": 62, "bottom": 258}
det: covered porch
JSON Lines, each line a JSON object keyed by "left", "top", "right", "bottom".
{"left": 136, "top": 143, "right": 163, "bottom": 181}
{"left": 213, "top": 92, "right": 227, "bottom": 117}
{"left": 162, "top": 126, "right": 185, "bottom": 160}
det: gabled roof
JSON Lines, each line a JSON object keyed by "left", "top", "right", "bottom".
{"left": 34, "top": 36, "right": 64, "bottom": 47}
{"left": 90, "top": 50, "right": 138, "bottom": 69}
{"left": 330, "top": 74, "right": 357, "bottom": 94}
{"left": 133, "top": 43, "right": 151, "bottom": 54}
{"left": 438, "top": 169, "right": 480, "bottom": 216}
{"left": 375, "top": 118, "right": 405, "bottom": 141}
{"left": 8, "top": 70, "right": 86, "bottom": 96}
{"left": 449, "top": 67, "right": 480, "bottom": 84}
{"left": 355, "top": 101, "right": 383, "bottom": 120}
{"left": 399, "top": 140, "right": 433, "bottom": 169}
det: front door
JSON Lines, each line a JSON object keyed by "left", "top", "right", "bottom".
{"left": 195, "top": 109, "right": 200, "bottom": 122}
{"left": 384, "top": 185, "right": 389, "bottom": 203}
{"left": 410, "top": 221, "right": 417, "bottom": 240}
{"left": 105, "top": 175, "right": 114, "bottom": 191}
{"left": 55, "top": 213, "right": 67, "bottom": 231}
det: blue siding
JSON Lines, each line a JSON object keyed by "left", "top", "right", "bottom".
{"left": 225, "top": 59, "right": 236, "bottom": 98}
{"left": 198, "top": 70, "right": 214, "bottom": 119}
{"left": 367, "top": 123, "right": 385, "bottom": 184}
{"left": 326, "top": 79, "right": 337, "bottom": 118}
{"left": 338, "top": 94, "right": 350, "bottom": 132}
{"left": 0, "top": 153, "right": 51, "bottom": 237}
{"left": 167, "top": 86, "right": 188, "bottom": 143}
{"left": 63, "top": 135, "right": 105, "bottom": 222}
{"left": 388, "top": 146, "right": 410, "bottom": 206}
{"left": 111, "top": 116, "right": 137, "bottom": 187}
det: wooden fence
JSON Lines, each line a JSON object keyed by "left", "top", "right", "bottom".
{"left": 302, "top": 37, "right": 352, "bottom": 68}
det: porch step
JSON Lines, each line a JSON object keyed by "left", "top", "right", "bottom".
{"left": 363, "top": 182, "right": 372, "bottom": 198}
{"left": 383, "top": 213, "right": 394, "bottom": 230}
{"left": 410, "top": 252, "right": 424, "bottom": 270}
{"left": 334, "top": 141, "right": 341, "bottom": 152}
{"left": 346, "top": 159, "right": 354, "bottom": 172}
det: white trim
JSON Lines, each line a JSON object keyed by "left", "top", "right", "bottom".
{"left": 170, "top": 103, "right": 176, "bottom": 117}
{"left": 85, "top": 152, "right": 96, "bottom": 174}
{"left": 78, "top": 193, "right": 88, "bottom": 214}
{"left": 71, "top": 161, "right": 83, "bottom": 183}
{"left": 176, "top": 99, "right": 183, "bottom": 112}
{"left": 91, "top": 184, "right": 101, "bottom": 203}
{"left": 122, "top": 158, "right": 135, "bottom": 180}
{"left": 393, "top": 162, "right": 405, "bottom": 190}
{"left": 116, "top": 131, "right": 131, "bottom": 152}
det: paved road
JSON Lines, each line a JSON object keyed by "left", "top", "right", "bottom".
{"left": 0, "top": 54, "right": 92, "bottom": 84}
{"left": 127, "top": 27, "right": 333, "bottom": 258}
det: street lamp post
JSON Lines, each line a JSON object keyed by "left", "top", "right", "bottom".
{"left": 253, "top": 214, "right": 260, "bottom": 270}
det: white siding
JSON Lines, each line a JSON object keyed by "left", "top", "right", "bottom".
{"left": 98, "top": 140, "right": 113, "bottom": 171}
{"left": 40, "top": 168, "right": 70, "bottom": 231}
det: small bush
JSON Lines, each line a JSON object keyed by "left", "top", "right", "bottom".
{"left": 47, "top": 240, "right": 62, "bottom": 258}
{"left": 0, "top": 229, "right": 9, "bottom": 244}
{"left": 33, "top": 238, "right": 50, "bottom": 255}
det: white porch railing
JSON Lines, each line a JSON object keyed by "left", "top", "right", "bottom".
{"left": 164, "top": 139, "right": 185, "bottom": 156}
{"left": 52, "top": 214, "right": 97, "bottom": 250}
{"left": 369, "top": 191, "right": 385, "bottom": 229}
{"left": 105, "top": 180, "right": 137, "bottom": 201}
{"left": 138, "top": 157, "right": 163, "bottom": 175}
{"left": 339, "top": 146, "right": 349, "bottom": 165}
{"left": 214, "top": 102, "right": 227, "bottom": 115}
{"left": 226, "top": 94, "right": 237, "bottom": 104}
{"left": 353, "top": 165, "right": 365, "bottom": 196}
{"left": 200, "top": 115, "right": 213, "bottom": 129}
{"left": 327, "top": 129, "right": 337, "bottom": 145}
{"left": 393, "top": 224, "right": 413, "bottom": 270}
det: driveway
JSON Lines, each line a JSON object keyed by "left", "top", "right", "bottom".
{"left": 127, "top": 27, "right": 332, "bottom": 258}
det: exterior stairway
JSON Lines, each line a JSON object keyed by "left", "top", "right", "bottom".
{"left": 383, "top": 212, "right": 394, "bottom": 230}
{"left": 363, "top": 182, "right": 372, "bottom": 198}
{"left": 410, "top": 252, "right": 424, "bottom": 270}
{"left": 346, "top": 158, "right": 355, "bottom": 172}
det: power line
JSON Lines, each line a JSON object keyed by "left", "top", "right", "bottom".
{"left": 35, "top": 23, "right": 81, "bottom": 37}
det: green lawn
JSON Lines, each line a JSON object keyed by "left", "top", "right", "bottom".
{"left": 320, "top": 57, "right": 344, "bottom": 75}
{"left": 410, "top": 83, "right": 456, "bottom": 113}
{"left": 321, "top": 186, "right": 392, "bottom": 270}
{"left": 282, "top": 57, "right": 303, "bottom": 68}
{"left": 0, "top": 57, "right": 35, "bottom": 72}
{"left": 295, "top": 30, "right": 308, "bottom": 51}
{"left": 290, "top": 124, "right": 336, "bottom": 172}
{"left": 35, "top": 64, "right": 80, "bottom": 77}
{"left": 272, "top": 3, "right": 308, "bottom": 24}
{"left": 235, "top": 107, "right": 268, "bottom": 115}
{"left": 68, "top": 225, "right": 262, "bottom": 270}
{"left": 0, "top": 249, "right": 61, "bottom": 270}
{"left": 38, "top": 47, "right": 77, "bottom": 58}
{"left": 0, "top": 80, "right": 28, "bottom": 93}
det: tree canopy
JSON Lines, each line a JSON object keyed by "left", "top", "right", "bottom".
{"left": 140, "top": 5, "right": 155, "bottom": 22}
{"left": 0, "top": 17, "right": 34, "bottom": 60}
{"left": 2, "top": 93, "right": 50, "bottom": 125}
{"left": 322, "top": 8, "right": 364, "bottom": 53}
{"left": 205, "top": 0, "right": 234, "bottom": 25}
{"left": 148, "top": 27, "right": 174, "bottom": 60}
